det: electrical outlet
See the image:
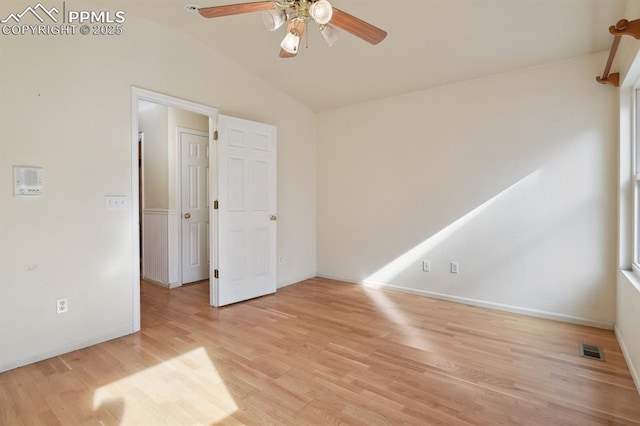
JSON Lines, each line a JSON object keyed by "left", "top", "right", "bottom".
{"left": 278, "top": 256, "right": 284, "bottom": 265}
{"left": 450, "top": 262, "right": 459, "bottom": 274}
{"left": 56, "top": 298, "right": 68, "bottom": 314}
{"left": 422, "top": 260, "right": 430, "bottom": 272}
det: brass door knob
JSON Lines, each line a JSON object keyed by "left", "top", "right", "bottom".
{"left": 270, "top": 215, "right": 277, "bottom": 221}
{"left": 184, "top": 213, "right": 191, "bottom": 219}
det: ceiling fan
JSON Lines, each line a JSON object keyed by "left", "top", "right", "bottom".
{"left": 198, "top": 0, "right": 388, "bottom": 58}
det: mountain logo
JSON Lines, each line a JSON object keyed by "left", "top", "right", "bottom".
{"left": 1, "top": 3, "right": 59, "bottom": 24}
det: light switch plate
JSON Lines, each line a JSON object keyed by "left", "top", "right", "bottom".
{"left": 105, "top": 196, "right": 128, "bottom": 211}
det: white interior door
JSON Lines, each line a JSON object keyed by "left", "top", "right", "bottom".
{"left": 181, "top": 129, "right": 210, "bottom": 284}
{"left": 215, "top": 115, "right": 277, "bottom": 306}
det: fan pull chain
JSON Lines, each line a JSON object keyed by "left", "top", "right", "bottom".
{"left": 305, "top": 27, "right": 309, "bottom": 49}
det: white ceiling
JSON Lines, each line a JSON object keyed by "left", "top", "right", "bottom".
{"left": 89, "top": 0, "right": 627, "bottom": 111}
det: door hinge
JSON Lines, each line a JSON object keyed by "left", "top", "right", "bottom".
{"left": 214, "top": 200, "right": 219, "bottom": 210}
{"left": 214, "top": 269, "right": 219, "bottom": 279}
{"left": 213, "top": 130, "right": 219, "bottom": 141}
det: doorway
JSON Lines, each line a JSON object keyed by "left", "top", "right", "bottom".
{"left": 131, "top": 88, "right": 219, "bottom": 332}
{"left": 137, "top": 102, "right": 211, "bottom": 287}
{"left": 131, "top": 88, "right": 279, "bottom": 332}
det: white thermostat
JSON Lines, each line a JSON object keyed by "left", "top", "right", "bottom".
{"left": 14, "top": 166, "right": 44, "bottom": 197}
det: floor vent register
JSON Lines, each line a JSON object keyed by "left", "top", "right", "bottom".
{"left": 579, "top": 343, "right": 604, "bottom": 361}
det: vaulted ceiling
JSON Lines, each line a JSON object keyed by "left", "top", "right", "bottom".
{"left": 90, "top": 0, "right": 627, "bottom": 111}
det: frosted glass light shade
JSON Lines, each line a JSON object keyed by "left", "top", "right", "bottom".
{"left": 281, "top": 31, "right": 300, "bottom": 53}
{"left": 320, "top": 24, "right": 339, "bottom": 47}
{"left": 262, "top": 9, "right": 287, "bottom": 31}
{"left": 310, "top": 0, "right": 333, "bottom": 25}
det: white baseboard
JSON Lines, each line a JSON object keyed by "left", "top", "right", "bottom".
{"left": 0, "top": 327, "right": 134, "bottom": 374}
{"left": 615, "top": 326, "right": 640, "bottom": 396}
{"left": 277, "top": 273, "right": 316, "bottom": 289}
{"left": 142, "top": 276, "right": 170, "bottom": 288}
{"left": 317, "top": 273, "right": 614, "bottom": 330}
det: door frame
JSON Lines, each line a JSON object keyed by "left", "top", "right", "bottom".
{"left": 138, "top": 133, "right": 144, "bottom": 273}
{"left": 177, "top": 127, "right": 210, "bottom": 286}
{"left": 131, "top": 87, "right": 218, "bottom": 332}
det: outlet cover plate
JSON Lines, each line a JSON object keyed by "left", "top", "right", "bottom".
{"left": 56, "top": 298, "right": 68, "bottom": 314}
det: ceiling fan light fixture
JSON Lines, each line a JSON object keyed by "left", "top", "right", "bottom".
{"left": 197, "top": 1, "right": 387, "bottom": 58}
{"left": 310, "top": 0, "right": 333, "bottom": 25}
{"left": 320, "top": 24, "right": 338, "bottom": 47}
{"left": 281, "top": 31, "right": 300, "bottom": 54}
{"left": 262, "top": 9, "right": 287, "bottom": 31}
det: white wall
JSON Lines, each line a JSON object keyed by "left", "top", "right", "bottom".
{"left": 0, "top": 14, "right": 316, "bottom": 372}
{"left": 139, "top": 103, "right": 169, "bottom": 209}
{"left": 317, "top": 52, "right": 618, "bottom": 327}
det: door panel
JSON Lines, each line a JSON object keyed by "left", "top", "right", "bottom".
{"left": 215, "top": 115, "right": 277, "bottom": 306}
{"left": 228, "top": 157, "right": 246, "bottom": 211}
{"left": 181, "top": 130, "right": 210, "bottom": 284}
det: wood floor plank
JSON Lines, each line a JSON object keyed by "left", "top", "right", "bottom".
{"left": 1, "top": 277, "right": 639, "bottom": 425}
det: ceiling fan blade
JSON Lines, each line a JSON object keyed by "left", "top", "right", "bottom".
{"left": 330, "top": 8, "right": 387, "bottom": 45}
{"left": 279, "top": 48, "right": 297, "bottom": 58}
{"left": 199, "top": 1, "right": 275, "bottom": 19}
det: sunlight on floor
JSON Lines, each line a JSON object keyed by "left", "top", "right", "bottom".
{"left": 364, "top": 171, "right": 540, "bottom": 285}
{"left": 92, "top": 347, "right": 237, "bottom": 424}
{"left": 363, "top": 286, "right": 431, "bottom": 350}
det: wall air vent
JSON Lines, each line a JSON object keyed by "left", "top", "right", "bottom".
{"left": 579, "top": 343, "right": 604, "bottom": 361}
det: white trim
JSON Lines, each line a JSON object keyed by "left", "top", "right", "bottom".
{"left": 144, "top": 277, "right": 171, "bottom": 288}
{"left": 211, "top": 116, "right": 219, "bottom": 307}
{"left": 139, "top": 132, "right": 145, "bottom": 269}
{"left": 615, "top": 325, "right": 640, "bottom": 396}
{"left": 633, "top": 87, "right": 639, "bottom": 268}
{"left": 622, "top": 269, "right": 640, "bottom": 293}
{"left": 317, "top": 274, "right": 614, "bottom": 330}
{"left": 143, "top": 208, "right": 177, "bottom": 214}
{"left": 133, "top": 88, "right": 217, "bottom": 117}
{"left": 139, "top": 133, "right": 145, "bottom": 208}
{"left": 168, "top": 210, "right": 180, "bottom": 287}
{"left": 0, "top": 327, "right": 133, "bottom": 374}
{"left": 277, "top": 273, "right": 316, "bottom": 289}
{"left": 619, "top": 87, "right": 635, "bottom": 270}
{"left": 177, "top": 128, "right": 208, "bottom": 138}
{"left": 131, "top": 91, "right": 141, "bottom": 332}
{"left": 131, "top": 87, "right": 219, "bottom": 332}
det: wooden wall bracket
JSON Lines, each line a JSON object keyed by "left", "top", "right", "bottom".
{"left": 597, "top": 19, "right": 640, "bottom": 87}
{"left": 610, "top": 18, "right": 640, "bottom": 39}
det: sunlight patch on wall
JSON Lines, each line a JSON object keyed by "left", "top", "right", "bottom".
{"left": 92, "top": 347, "right": 237, "bottom": 424}
{"left": 364, "top": 171, "right": 540, "bottom": 286}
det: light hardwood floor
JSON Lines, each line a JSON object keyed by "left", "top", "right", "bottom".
{"left": 1, "top": 277, "right": 639, "bottom": 425}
